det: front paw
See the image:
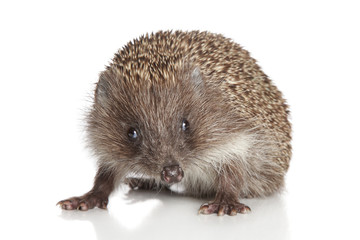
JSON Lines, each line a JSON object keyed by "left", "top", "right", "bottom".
{"left": 198, "top": 202, "right": 251, "bottom": 216}
{"left": 57, "top": 193, "right": 108, "bottom": 211}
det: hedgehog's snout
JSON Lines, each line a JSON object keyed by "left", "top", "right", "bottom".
{"left": 161, "top": 165, "right": 184, "bottom": 184}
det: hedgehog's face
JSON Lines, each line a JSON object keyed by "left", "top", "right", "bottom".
{"left": 87, "top": 63, "right": 237, "bottom": 184}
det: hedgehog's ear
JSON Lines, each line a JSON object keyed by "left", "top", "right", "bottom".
{"left": 190, "top": 67, "right": 204, "bottom": 89}
{"left": 182, "top": 60, "right": 204, "bottom": 90}
{"left": 95, "top": 72, "right": 111, "bottom": 106}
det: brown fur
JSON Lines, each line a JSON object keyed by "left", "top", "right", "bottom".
{"left": 58, "top": 31, "right": 291, "bottom": 215}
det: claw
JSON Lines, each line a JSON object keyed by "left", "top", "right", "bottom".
{"left": 78, "top": 202, "right": 88, "bottom": 211}
{"left": 198, "top": 204, "right": 210, "bottom": 215}
{"left": 230, "top": 208, "right": 237, "bottom": 216}
{"left": 57, "top": 200, "right": 75, "bottom": 210}
{"left": 240, "top": 205, "right": 251, "bottom": 214}
{"left": 218, "top": 205, "right": 226, "bottom": 216}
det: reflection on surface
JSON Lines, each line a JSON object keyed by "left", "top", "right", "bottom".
{"left": 59, "top": 186, "right": 289, "bottom": 240}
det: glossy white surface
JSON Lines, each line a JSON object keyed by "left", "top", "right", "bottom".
{"left": 1, "top": 1, "right": 359, "bottom": 239}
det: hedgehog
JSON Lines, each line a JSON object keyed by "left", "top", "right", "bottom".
{"left": 57, "top": 30, "right": 291, "bottom": 216}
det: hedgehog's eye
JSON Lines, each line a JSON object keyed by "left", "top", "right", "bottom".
{"left": 181, "top": 119, "right": 190, "bottom": 131}
{"left": 127, "top": 127, "right": 138, "bottom": 140}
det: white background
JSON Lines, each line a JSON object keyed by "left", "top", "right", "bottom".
{"left": 1, "top": 0, "right": 359, "bottom": 239}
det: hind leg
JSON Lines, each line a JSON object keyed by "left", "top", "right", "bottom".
{"left": 125, "top": 178, "right": 164, "bottom": 191}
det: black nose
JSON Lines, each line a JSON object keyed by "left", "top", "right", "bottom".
{"left": 161, "top": 165, "right": 184, "bottom": 184}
